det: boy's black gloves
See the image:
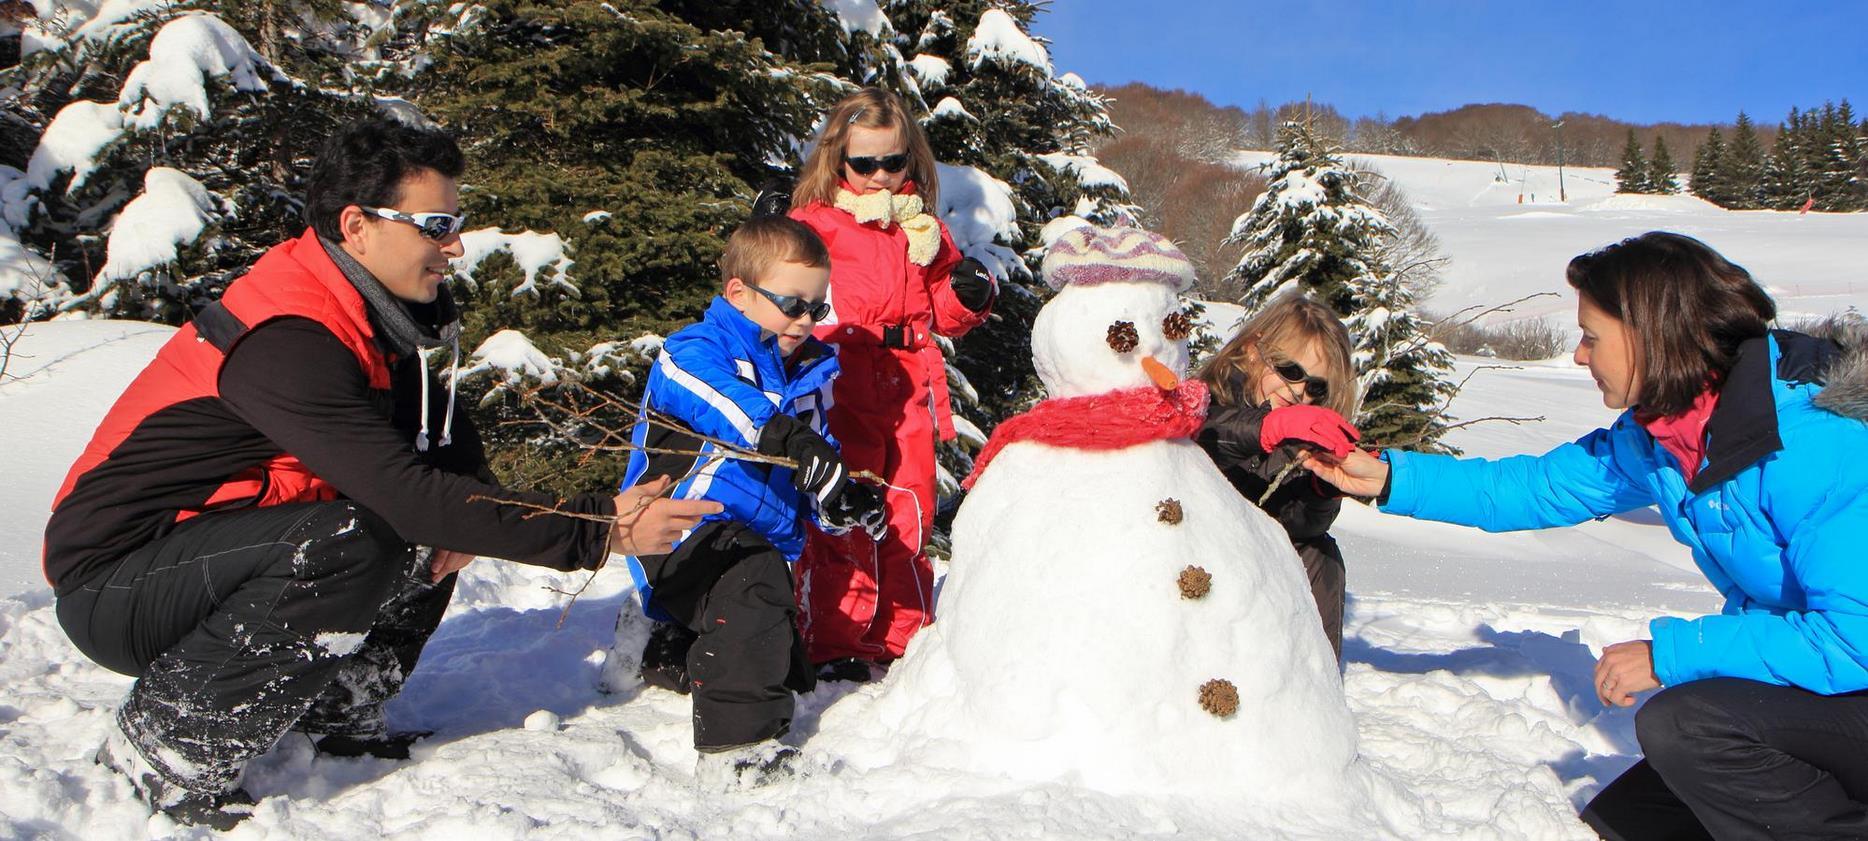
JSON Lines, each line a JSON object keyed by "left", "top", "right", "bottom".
{"left": 823, "top": 480, "right": 889, "bottom": 541}
{"left": 751, "top": 179, "right": 793, "bottom": 218}
{"left": 758, "top": 414, "right": 845, "bottom": 505}
{"left": 949, "top": 257, "right": 995, "bottom": 312}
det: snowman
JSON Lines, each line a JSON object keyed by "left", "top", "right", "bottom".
{"left": 817, "top": 226, "right": 1382, "bottom": 817}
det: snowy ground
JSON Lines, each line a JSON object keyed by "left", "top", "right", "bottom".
{"left": 0, "top": 155, "right": 1857, "bottom": 838}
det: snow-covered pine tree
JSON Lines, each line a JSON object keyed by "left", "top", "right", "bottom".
{"left": 1615, "top": 129, "right": 1651, "bottom": 193}
{"left": 1690, "top": 127, "right": 1728, "bottom": 205}
{"left": 3, "top": 1, "right": 386, "bottom": 323}
{"left": 1722, "top": 111, "right": 1767, "bottom": 209}
{"left": 393, "top": 0, "right": 849, "bottom": 493}
{"left": 1225, "top": 120, "right": 1455, "bottom": 450}
{"left": 1647, "top": 135, "right": 1680, "bottom": 195}
{"left": 1812, "top": 101, "right": 1865, "bottom": 212}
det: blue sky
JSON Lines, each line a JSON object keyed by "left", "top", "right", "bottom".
{"left": 1030, "top": 1, "right": 1868, "bottom": 125}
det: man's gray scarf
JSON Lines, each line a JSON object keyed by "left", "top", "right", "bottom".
{"left": 318, "top": 235, "right": 461, "bottom": 357}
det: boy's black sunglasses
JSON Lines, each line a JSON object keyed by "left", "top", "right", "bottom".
{"left": 1254, "top": 340, "right": 1330, "bottom": 402}
{"left": 844, "top": 153, "right": 910, "bottom": 176}
{"left": 749, "top": 283, "right": 831, "bottom": 321}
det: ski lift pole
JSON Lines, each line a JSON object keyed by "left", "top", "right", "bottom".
{"left": 1552, "top": 120, "right": 1568, "bottom": 202}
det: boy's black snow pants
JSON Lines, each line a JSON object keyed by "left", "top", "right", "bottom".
{"left": 56, "top": 501, "right": 454, "bottom": 793}
{"left": 634, "top": 521, "right": 811, "bottom": 751}
{"left": 1580, "top": 677, "right": 1868, "bottom": 840}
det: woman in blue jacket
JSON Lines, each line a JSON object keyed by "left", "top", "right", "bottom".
{"left": 1309, "top": 232, "right": 1868, "bottom": 840}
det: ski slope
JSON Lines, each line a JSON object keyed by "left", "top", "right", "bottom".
{"left": 0, "top": 153, "right": 1861, "bottom": 837}
{"left": 1235, "top": 150, "right": 1868, "bottom": 326}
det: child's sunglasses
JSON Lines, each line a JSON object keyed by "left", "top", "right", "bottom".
{"left": 362, "top": 206, "right": 469, "bottom": 241}
{"left": 1254, "top": 341, "right": 1330, "bottom": 402}
{"left": 749, "top": 283, "right": 832, "bottom": 321}
{"left": 843, "top": 153, "right": 910, "bottom": 176}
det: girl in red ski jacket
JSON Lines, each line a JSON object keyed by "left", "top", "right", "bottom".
{"left": 785, "top": 87, "right": 996, "bottom": 671}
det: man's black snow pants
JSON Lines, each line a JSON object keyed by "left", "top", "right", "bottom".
{"left": 55, "top": 501, "right": 454, "bottom": 793}
{"left": 1581, "top": 677, "right": 1868, "bottom": 840}
{"left": 634, "top": 521, "right": 811, "bottom": 751}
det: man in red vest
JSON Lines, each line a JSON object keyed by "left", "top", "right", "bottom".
{"left": 45, "top": 117, "right": 721, "bottom": 829}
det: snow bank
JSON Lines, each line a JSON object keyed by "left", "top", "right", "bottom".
{"left": 453, "top": 228, "right": 578, "bottom": 297}
{"left": 98, "top": 167, "right": 217, "bottom": 282}
{"left": 965, "top": 8, "right": 1051, "bottom": 76}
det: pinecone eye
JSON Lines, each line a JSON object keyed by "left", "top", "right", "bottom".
{"left": 1106, "top": 321, "right": 1139, "bottom": 353}
{"left": 1162, "top": 309, "right": 1195, "bottom": 341}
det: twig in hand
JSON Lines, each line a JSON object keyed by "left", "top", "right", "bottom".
{"left": 1257, "top": 456, "right": 1307, "bottom": 508}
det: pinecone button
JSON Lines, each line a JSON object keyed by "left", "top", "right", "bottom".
{"left": 1178, "top": 566, "right": 1211, "bottom": 599}
{"left": 1199, "top": 678, "right": 1239, "bottom": 718}
{"left": 1156, "top": 498, "right": 1183, "bottom": 524}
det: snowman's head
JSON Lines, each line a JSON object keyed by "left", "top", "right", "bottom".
{"left": 1034, "top": 227, "right": 1199, "bottom": 399}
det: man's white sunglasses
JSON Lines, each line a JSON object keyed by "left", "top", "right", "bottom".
{"left": 361, "top": 206, "right": 468, "bottom": 241}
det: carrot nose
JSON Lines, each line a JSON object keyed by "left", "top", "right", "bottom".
{"left": 1140, "top": 356, "right": 1180, "bottom": 391}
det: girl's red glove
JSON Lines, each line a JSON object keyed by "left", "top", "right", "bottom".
{"left": 1259, "top": 404, "right": 1360, "bottom": 459}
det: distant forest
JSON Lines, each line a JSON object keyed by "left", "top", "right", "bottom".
{"left": 1096, "top": 82, "right": 1779, "bottom": 169}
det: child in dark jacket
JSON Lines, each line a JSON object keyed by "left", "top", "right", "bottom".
{"left": 1194, "top": 291, "right": 1361, "bottom": 662}
{"left": 617, "top": 216, "right": 885, "bottom": 785}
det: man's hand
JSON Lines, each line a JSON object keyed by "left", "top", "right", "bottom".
{"left": 609, "top": 475, "right": 722, "bottom": 556}
{"left": 1594, "top": 640, "right": 1662, "bottom": 707}
{"left": 430, "top": 549, "right": 476, "bottom": 582}
{"left": 1300, "top": 448, "right": 1389, "bottom": 498}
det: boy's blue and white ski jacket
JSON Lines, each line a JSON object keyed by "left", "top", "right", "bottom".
{"left": 1381, "top": 329, "right": 1868, "bottom": 694}
{"left": 618, "top": 297, "right": 841, "bottom": 609}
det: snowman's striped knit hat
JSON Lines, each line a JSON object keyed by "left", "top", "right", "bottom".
{"left": 1040, "top": 226, "right": 1197, "bottom": 293}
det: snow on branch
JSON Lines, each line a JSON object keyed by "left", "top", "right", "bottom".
{"left": 965, "top": 9, "right": 1051, "bottom": 75}
{"left": 818, "top": 0, "right": 890, "bottom": 36}
{"left": 934, "top": 162, "right": 1024, "bottom": 280}
{"left": 1037, "top": 153, "right": 1131, "bottom": 192}
{"left": 26, "top": 13, "right": 278, "bottom": 193}
{"left": 97, "top": 167, "right": 218, "bottom": 283}
{"left": 453, "top": 228, "right": 578, "bottom": 298}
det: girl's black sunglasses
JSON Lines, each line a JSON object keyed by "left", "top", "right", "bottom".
{"left": 1253, "top": 340, "right": 1329, "bottom": 402}
{"left": 749, "top": 283, "right": 831, "bottom": 321}
{"left": 844, "top": 153, "right": 910, "bottom": 176}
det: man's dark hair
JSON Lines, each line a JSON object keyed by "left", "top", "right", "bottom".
{"left": 1566, "top": 231, "right": 1776, "bottom": 417}
{"left": 302, "top": 117, "right": 465, "bottom": 241}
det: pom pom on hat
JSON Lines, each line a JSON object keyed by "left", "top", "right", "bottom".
{"left": 1040, "top": 226, "right": 1197, "bottom": 293}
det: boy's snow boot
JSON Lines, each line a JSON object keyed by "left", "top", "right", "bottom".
{"left": 640, "top": 620, "right": 698, "bottom": 694}
{"left": 694, "top": 741, "right": 801, "bottom": 790}
{"left": 96, "top": 729, "right": 256, "bottom": 831}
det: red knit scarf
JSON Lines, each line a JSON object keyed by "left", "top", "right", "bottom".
{"left": 963, "top": 381, "right": 1210, "bottom": 489}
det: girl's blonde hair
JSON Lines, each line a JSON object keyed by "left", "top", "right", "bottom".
{"left": 793, "top": 87, "right": 940, "bottom": 209}
{"left": 1197, "top": 291, "right": 1359, "bottom": 419}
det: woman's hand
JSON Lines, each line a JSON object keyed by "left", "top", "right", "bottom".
{"left": 1594, "top": 640, "right": 1662, "bottom": 707}
{"left": 429, "top": 549, "right": 476, "bottom": 582}
{"left": 1300, "top": 448, "right": 1390, "bottom": 498}
{"left": 609, "top": 476, "right": 723, "bottom": 556}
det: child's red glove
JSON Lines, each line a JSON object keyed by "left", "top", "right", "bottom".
{"left": 1258, "top": 404, "right": 1360, "bottom": 459}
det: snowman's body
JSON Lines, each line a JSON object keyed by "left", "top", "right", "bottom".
{"left": 828, "top": 239, "right": 1372, "bottom": 805}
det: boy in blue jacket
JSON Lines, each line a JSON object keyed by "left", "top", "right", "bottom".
{"left": 619, "top": 216, "right": 885, "bottom": 784}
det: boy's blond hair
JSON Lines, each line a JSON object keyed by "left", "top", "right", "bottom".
{"left": 719, "top": 215, "right": 830, "bottom": 288}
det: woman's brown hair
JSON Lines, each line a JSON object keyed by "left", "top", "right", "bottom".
{"left": 792, "top": 87, "right": 940, "bottom": 209}
{"left": 1566, "top": 231, "right": 1776, "bottom": 417}
{"left": 1197, "top": 290, "right": 1359, "bottom": 419}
